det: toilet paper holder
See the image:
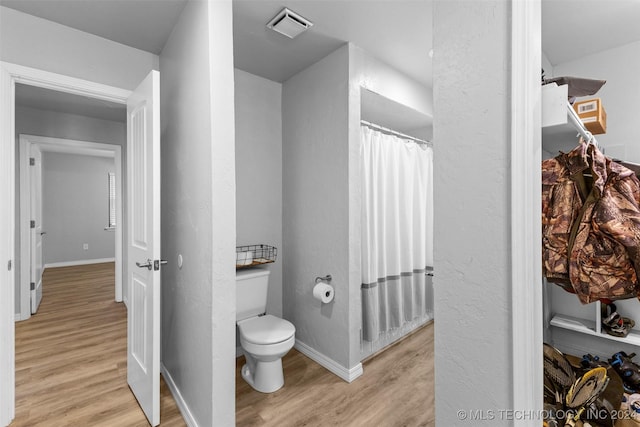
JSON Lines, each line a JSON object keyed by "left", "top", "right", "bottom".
{"left": 315, "top": 274, "right": 332, "bottom": 284}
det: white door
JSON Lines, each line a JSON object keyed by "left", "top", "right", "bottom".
{"left": 29, "top": 144, "right": 43, "bottom": 314}
{"left": 127, "top": 70, "right": 161, "bottom": 427}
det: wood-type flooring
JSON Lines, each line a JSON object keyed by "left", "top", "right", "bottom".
{"left": 12, "top": 262, "right": 434, "bottom": 426}
{"left": 236, "top": 322, "right": 435, "bottom": 426}
{"left": 12, "top": 263, "right": 185, "bottom": 426}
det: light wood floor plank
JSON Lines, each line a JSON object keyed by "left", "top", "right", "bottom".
{"left": 12, "top": 263, "right": 185, "bottom": 427}
{"left": 236, "top": 321, "right": 435, "bottom": 426}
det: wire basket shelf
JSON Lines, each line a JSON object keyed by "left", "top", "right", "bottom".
{"left": 236, "top": 244, "right": 277, "bottom": 269}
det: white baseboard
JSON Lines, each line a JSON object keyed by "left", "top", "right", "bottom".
{"left": 294, "top": 340, "right": 363, "bottom": 383}
{"left": 161, "top": 364, "right": 199, "bottom": 427}
{"left": 15, "top": 312, "right": 22, "bottom": 321}
{"left": 236, "top": 346, "right": 243, "bottom": 358}
{"left": 44, "top": 258, "right": 115, "bottom": 269}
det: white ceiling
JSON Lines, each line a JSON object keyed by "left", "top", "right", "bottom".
{"left": 233, "top": 1, "right": 433, "bottom": 86}
{"left": 5, "top": 0, "right": 640, "bottom": 121}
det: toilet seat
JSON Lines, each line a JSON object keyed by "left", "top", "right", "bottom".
{"left": 238, "top": 315, "right": 295, "bottom": 345}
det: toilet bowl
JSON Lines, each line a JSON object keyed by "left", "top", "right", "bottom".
{"left": 236, "top": 268, "right": 296, "bottom": 393}
{"left": 238, "top": 314, "right": 295, "bottom": 393}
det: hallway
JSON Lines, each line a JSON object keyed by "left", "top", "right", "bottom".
{"left": 13, "top": 263, "right": 184, "bottom": 426}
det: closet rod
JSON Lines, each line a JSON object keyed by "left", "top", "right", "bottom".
{"left": 361, "top": 120, "right": 431, "bottom": 146}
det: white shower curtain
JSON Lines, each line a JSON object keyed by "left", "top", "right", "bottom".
{"left": 360, "top": 125, "right": 434, "bottom": 343}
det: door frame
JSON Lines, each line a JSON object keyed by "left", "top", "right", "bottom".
{"left": 510, "top": 0, "right": 542, "bottom": 421}
{"left": 18, "top": 134, "right": 124, "bottom": 321}
{"left": 0, "top": 61, "right": 131, "bottom": 426}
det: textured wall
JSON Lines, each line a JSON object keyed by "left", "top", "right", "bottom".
{"left": 234, "top": 69, "right": 283, "bottom": 318}
{"left": 42, "top": 152, "right": 115, "bottom": 264}
{"left": 208, "top": 2, "right": 237, "bottom": 423}
{"left": 283, "top": 45, "right": 352, "bottom": 368}
{"left": 160, "top": 0, "right": 235, "bottom": 425}
{"left": 433, "top": 1, "right": 513, "bottom": 425}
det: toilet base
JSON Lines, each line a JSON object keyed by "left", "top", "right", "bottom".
{"left": 241, "top": 357, "right": 284, "bottom": 393}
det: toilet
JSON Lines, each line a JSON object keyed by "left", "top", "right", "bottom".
{"left": 236, "top": 268, "right": 295, "bottom": 393}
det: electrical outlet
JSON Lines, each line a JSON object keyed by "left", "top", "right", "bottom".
{"left": 83, "top": 243, "right": 89, "bottom": 250}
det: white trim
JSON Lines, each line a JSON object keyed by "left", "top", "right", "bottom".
{"left": 511, "top": 0, "right": 543, "bottom": 422}
{"left": 294, "top": 340, "right": 363, "bottom": 383}
{"left": 0, "top": 61, "right": 132, "bottom": 426}
{"left": 236, "top": 346, "right": 243, "bottom": 358}
{"left": 160, "top": 364, "right": 198, "bottom": 427}
{"left": 1, "top": 62, "right": 131, "bottom": 104}
{"left": 0, "top": 61, "right": 16, "bottom": 427}
{"left": 18, "top": 134, "right": 124, "bottom": 315}
{"left": 44, "top": 258, "right": 116, "bottom": 269}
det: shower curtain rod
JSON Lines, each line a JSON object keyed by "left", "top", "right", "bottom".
{"left": 361, "top": 120, "right": 432, "bottom": 146}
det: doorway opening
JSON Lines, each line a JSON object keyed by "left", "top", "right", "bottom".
{"left": 18, "top": 133, "right": 124, "bottom": 320}
{"left": 14, "top": 85, "right": 127, "bottom": 423}
{"left": 1, "top": 62, "right": 163, "bottom": 427}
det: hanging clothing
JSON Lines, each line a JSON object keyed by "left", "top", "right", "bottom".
{"left": 360, "top": 125, "right": 433, "bottom": 342}
{"left": 542, "top": 142, "right": 587, "bottom": 289}
{"left": 542, "top": 140, "right": 640, "bottom": 303}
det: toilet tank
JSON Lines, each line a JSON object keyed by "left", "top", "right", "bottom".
{"left": 236, "top": 268, "right": 270, "bottom": 321}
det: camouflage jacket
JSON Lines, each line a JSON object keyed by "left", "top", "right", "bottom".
{"left": 542, "top": 142, "right": 640, "bottom": 303}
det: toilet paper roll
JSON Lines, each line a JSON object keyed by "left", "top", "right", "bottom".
{"left": 313, "top": 282, "right": 334, "bottom": 303}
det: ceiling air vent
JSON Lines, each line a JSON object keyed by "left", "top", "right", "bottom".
{"left": 266, "top": 8, "right": 313, "bottom": 39}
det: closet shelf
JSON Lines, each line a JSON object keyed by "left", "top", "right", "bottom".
{"left": 550, "top": 313, "right": 640, "bottom": 347}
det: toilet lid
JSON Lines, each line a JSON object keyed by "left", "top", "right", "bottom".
{"left": 238, "top": 315, "right": 295, "bottom": 345}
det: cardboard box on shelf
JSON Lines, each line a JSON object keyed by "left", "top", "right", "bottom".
{"left": 573, "top": 98, "right": 607, "bottom": 135}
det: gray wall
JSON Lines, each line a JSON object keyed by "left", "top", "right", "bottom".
{"left": 433, "top": 2, "right": 512, "bottom": 425}
{"left": 234, "top": 69, "right": 283, "bottom": 318}
{"left": 42, "top": 152, "right": 115, "bottom": 265}
{"left": 283, "top": 44, "right": 352, "bottom": 369}
{"left": 160, "top": 0, "right": 236, "bottom": 425}
{"left": 14, "top": 106, "right": 126, "bottom": 315}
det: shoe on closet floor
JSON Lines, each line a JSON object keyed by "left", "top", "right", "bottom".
{"left": 610, "top": 352, "right": 640, "bottom": 393}
{"left": 601, "top": 303, "right": 634, "bottom": 338}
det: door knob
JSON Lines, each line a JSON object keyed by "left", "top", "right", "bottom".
{"left": 40, "top": 231, "right": 46, "bottom": 236}
{"left": 136, "top": 259, "right": 153, "bottom": 270}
